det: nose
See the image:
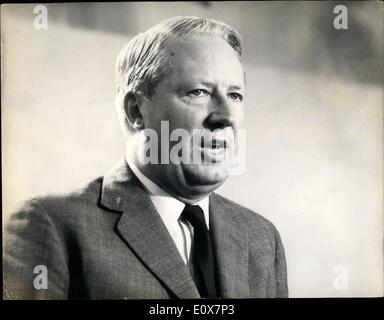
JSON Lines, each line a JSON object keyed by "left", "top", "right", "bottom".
{"left": 203, "top": 95, "right": 241, "bottom": 131}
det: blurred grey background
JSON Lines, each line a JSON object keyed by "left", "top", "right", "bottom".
{"left": 2, "top": 1, "right": 383, "bottom": 297}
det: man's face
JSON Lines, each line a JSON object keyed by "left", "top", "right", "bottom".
{"left": 138, "top": 36, "right": 245, "bottom": 202}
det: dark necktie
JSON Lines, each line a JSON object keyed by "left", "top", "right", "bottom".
{"left": 180, "top": 204, "right": 217, "bottom": 298}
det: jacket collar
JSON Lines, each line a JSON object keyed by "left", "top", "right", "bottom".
{"left": 100, "top": 159, "right": 249, "bottom": 298}
{"left": 209, "top": 193, "right": 250, "bottom": 298}
{"left": 100, "top": 159, "right": 200, "bottom": 298}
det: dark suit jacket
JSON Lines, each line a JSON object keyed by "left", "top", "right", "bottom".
{"left": 3, "top": 160, "right": 288, "bottom": 299}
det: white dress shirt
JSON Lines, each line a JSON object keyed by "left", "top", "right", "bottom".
{"left": 126, "top": 157, "right": 210, "bottom": 265}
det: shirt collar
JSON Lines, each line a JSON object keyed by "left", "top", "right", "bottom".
{"left": 125, "top": 156, "right": 210, "bottom": 228}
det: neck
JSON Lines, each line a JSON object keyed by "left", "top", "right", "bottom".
{"left": 126, "top": 154, "right": 214, "bottom": 204}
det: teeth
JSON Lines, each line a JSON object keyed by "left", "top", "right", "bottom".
{"left": 201, "top": 139, "right": 226, "bottom": 149}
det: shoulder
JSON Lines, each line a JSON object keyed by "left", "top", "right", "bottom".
{"left": 2, "top": 177, "right": 106, "bottom": 300}
{"left": 211, "top": 192, "right": 282, "bottom": 241}
{"left": 34, "top": 176, "right": 103, "bottom": 209}
{"left": 5, "top": 176, "right": 104, "bottom": 233}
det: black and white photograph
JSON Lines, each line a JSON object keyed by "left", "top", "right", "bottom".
{"left": 1, "top": 1, "right": 383, "bottom": 302}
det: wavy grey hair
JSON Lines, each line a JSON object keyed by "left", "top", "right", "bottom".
{"left": 114, "top": 16, "right": 243, "bottom": 133}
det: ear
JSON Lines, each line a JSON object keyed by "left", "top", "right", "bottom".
{"left": 123, "top": 92, "right": 145, "bottom": 131}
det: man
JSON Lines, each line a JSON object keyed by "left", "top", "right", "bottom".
{"left": 3, "top": 16, "right": 288, "bottom": 299}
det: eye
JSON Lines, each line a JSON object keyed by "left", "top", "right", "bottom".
{"left": 188, "top": 89, "right": 209, "bottom": 97}
{"left": 228, "top": 92, "right": 243, "bottom": 102}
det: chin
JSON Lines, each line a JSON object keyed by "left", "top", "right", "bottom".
{"left": 181, "top": 163, "right": 229, "bottom": 189}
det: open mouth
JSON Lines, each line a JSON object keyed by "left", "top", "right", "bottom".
{"left": 200, "top": 138, "right": 227, "bottom": 150}
{"left": 196, "top": 137, "right": 229, "bottom": 164}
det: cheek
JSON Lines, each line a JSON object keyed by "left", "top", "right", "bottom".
{"left": 142, "top": 98, "right": 173, "bottom": 129}
{"left": 233, "top": 105, "right": 245, "bottom": 126}
{"left": 145, "top": 94, "right": 209, "bottom": 133}
{"left": 167, "top": 100, "right": 207, "bottom": 131}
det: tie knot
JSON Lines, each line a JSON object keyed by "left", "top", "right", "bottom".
{"left": 180, "top": 204, "right": 205, "bottom": 229}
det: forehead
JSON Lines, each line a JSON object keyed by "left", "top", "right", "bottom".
{"left": 161, "top": 36, "right": 244, "bottom": 86}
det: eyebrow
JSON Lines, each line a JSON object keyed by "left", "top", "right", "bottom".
{"left": 195, "top": 81, "right": 245, "bottom": 91}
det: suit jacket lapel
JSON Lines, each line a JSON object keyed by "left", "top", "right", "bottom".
{"left": 100, "top": 159, "right": 200, "bottom": 299}
{"left": 209, "top": 193, "right": 250, "bottom": 298}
